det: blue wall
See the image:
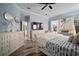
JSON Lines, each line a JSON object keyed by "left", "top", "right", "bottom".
{"left": 48, "top": 10, "right": 79, "bottom": 30}
{"left": 0, "top": 3, "right": 21, "bottom": 32}
{"left": 0, "top": 3, "right": 49, "bottom": 40}
{"left": 50, "top": 10, "right": 79, "bottom": 20}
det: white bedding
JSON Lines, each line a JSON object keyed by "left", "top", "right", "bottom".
{"left": 35, "top": 32, "right": 79, "bottom": 56}
{"left": 36, "top": 32, "right": 69, "bottom": 47}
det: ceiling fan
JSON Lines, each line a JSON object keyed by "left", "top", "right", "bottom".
{"left": 38, "top": 3, "right": 55, "bottom": 10}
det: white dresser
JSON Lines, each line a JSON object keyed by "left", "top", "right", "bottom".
{"left": 0, "top": 31, "right": 25, "bottom": 56}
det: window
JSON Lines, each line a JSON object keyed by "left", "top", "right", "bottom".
{"left": 51, "top": 20, "right": 59, "bottom": 32}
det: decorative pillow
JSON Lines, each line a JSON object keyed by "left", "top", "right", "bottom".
{"left": 72, "top": 32, "right": 79, "bottom": 44}
{"left": 68, "top": 35, "right": 75, "bottom": 43}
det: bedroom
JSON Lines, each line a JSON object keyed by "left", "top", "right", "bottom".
{"left": 0, "top": 3, "right": 79, "bottom": 56}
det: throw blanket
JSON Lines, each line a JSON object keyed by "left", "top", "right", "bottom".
{"left": 46, "top": 36, "right": 79, "bottom": 56}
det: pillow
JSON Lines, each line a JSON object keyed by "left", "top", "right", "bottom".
{"left": 68, "top": 35, "right": 75, "bottom": 43}
{"left": 72, "top": 32, "right": 79, "bottom": 44}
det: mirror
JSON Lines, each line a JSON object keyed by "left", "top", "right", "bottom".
{"left": 51, "top": 20, "right": 59, "bottom": 32}
{"left": 3, "top": 12, "right": 14, "bottom": 21}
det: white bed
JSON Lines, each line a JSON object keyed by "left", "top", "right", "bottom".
{"left": 36, "top": 32, "right": 68, "bottom": 48}
{"left": 35, "top": 32, "right": 79, "bottom": 56}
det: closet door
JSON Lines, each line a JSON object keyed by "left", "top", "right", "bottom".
{"left": 4, "top": 33, "right": 10, "bottom": 55}
{"left": 13, "top": 33, "right": 18, "bottom": 49}
{"left": 0, "top": 34, "right": 2, "bottom": 55}
{"left": 9, "top": 33, "right": 15, "bottom": 53}
{"left": 18, "top": 32, "right": 24, "bottom": 45}
{"left": 13, "top": 32, "right": 24, "bottom": 50}
{"left": 0, "top": 34, "right": 5, "bottom": 56}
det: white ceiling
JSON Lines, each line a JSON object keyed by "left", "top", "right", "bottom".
{"left": 16, "top": 3, "right": 79, "bottom": 18}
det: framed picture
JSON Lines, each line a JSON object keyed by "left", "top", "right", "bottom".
{"left": 51, "top": 20, "right": 58, "bottom": 32}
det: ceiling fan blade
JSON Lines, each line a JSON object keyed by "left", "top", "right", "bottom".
{"left": 49, "top": 5, "right": 53, "bottom": 9}
{"left": 41, "top": 4, "right": 48, "bottom": 10}
{"left": 38, "top": 3, "right": 56, "bottom": 4}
